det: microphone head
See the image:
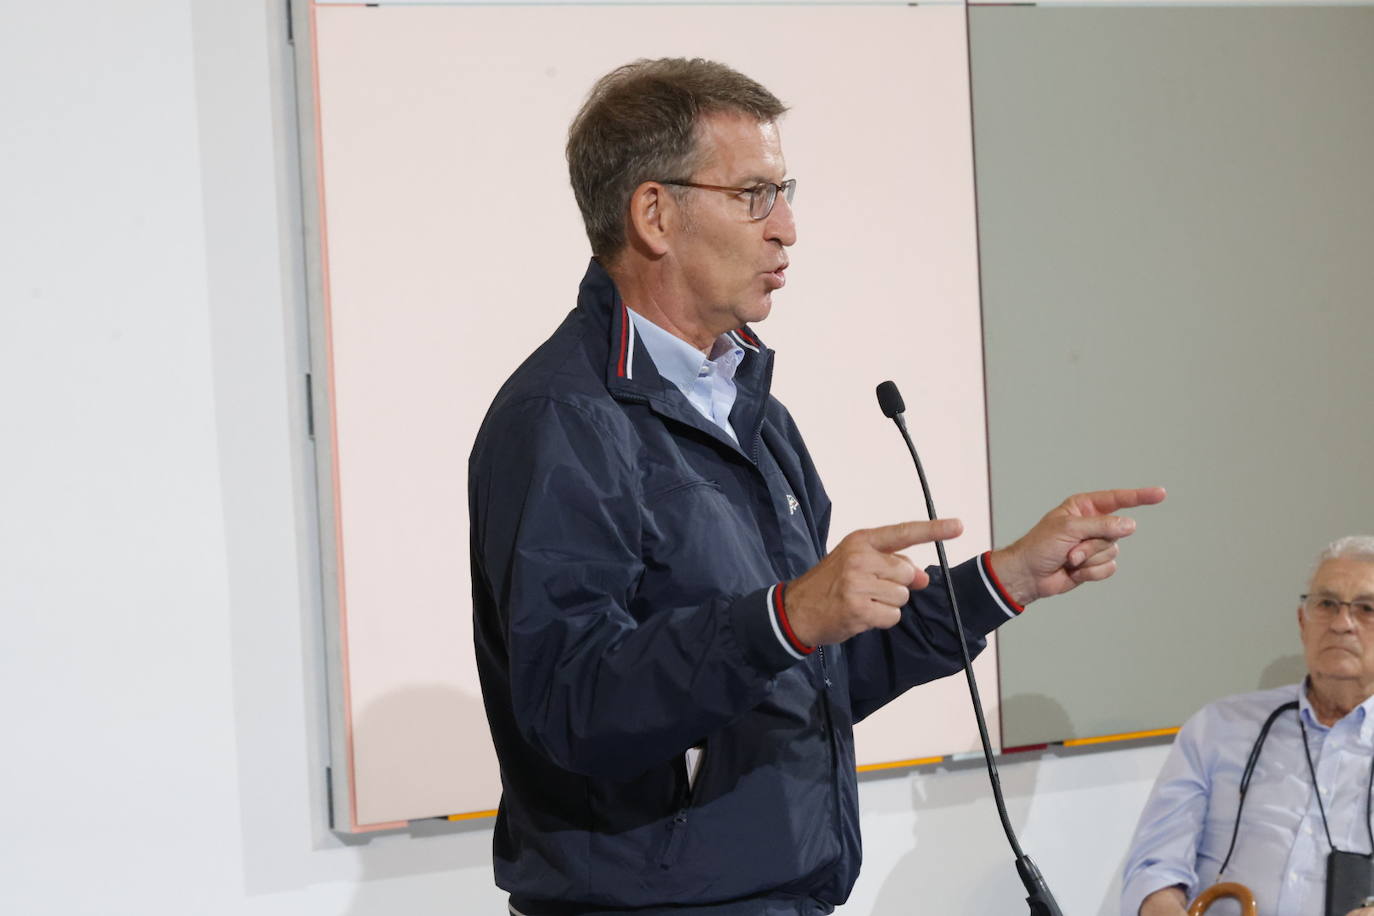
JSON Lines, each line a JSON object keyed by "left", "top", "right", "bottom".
{"left": 875, "top": 380, "right": 906, "bottom": 419}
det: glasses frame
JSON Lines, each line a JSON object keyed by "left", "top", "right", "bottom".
{"left": 1300, "top": 593, "right": 1374, "bottom": 623}
{"left": 657, "top": 178, "right": 797, "bottom": 221}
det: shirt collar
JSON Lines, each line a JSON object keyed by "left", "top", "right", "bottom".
{"left": 1297, "top": 677, "right": 1374, "bottom": 739}
{"left": 626, "top": 307, "right": 745, "bottom": 396}
{"left": 1298, "top": 681, "right": 1323, "bottom": 731}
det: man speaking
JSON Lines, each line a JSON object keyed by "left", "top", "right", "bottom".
{"left": 469, "top": 57, "right": 1165, "bottom": 915}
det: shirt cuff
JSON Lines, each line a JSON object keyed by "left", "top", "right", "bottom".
{"left": 977, "top": 551, "right": 1023, "bottom": 618}
{"left": 1121, "top": 869, "right": 1195, "bottom": 916}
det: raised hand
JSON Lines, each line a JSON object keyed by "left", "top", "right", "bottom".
{"left": 784, "top": 518, "right": 964, "bottom": 647}
{"left": 989, "top": 487, "right": 1166, "bottom": 608}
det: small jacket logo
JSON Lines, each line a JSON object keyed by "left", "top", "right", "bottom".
{"left": 785, "top": 494, "right": 800, "bottom": 515}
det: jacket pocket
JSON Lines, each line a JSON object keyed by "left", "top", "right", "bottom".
{"left": 655, "top": 744, "right": 706, "bottom": 869}
{"left": 645, "top": 477, "right": 723, "bottom": 504}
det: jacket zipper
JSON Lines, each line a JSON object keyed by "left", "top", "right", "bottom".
{"left": 817, "top": 645, "right": 844, "bottom": 867}
{"left": 749, "top": 356, "right": 775, "bottom": 466}
{"left": 659, "top": 808, "right": 690, "bottom": 869}
{"left": 659, "top": 743, "right": 704, "bottom": 869}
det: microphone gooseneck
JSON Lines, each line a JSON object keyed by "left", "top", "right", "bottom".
{"left": 874, "top": 380, "right": 1063, "bottom": 916}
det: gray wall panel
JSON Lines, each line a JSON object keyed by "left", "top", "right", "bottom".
{"left": 970, "top": 8, "right": 1374, "bottom": 747}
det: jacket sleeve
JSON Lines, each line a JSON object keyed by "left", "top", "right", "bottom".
{"left": 1120, "top": 712, "right": 1210, "bottom": 915}
{"left": 772, "top": 403, "right": 1021, "bottom": 722}
{"left": 470, "top": 396, "right": 802, "bottom": 781}
{"left": 843, "top": 553, "right": 1021, "bottom": 722}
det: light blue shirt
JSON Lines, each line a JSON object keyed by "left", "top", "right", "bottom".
{"left": 626, "top": 308, "right": 745, "bottom": 444}
{"left": 1121, "top": 682, "right": 1374, "bottom": 916}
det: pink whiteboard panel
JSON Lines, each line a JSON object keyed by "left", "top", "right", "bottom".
{"left": 311, "top": 2, "right": 993, "bottom": 828}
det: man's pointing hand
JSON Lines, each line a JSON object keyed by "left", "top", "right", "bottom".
{"left": 989, "top": 487, "right": 1167, "bottom": 608}
{"left": 784, "top": 518, "right": 964, "bottom": 648}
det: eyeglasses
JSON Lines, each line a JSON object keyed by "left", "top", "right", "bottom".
{"left": 1301, "top": 594, "right": 1374, "bottom": 623}
{"left": 657, "top": 178, "right": 797, "bottom": 221}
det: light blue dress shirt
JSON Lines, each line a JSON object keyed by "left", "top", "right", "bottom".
{"left": 626, "top": 308, "right": 745, "bottom": 444}
{"left": 1121, "top": 682, "right": 1374, "bottom": 916}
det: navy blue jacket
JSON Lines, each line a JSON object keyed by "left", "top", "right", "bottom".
{"left": 469, "top": 261, "right": 1021, "bottom": 915}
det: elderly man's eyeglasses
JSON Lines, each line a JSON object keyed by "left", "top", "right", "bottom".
{"left": 1301, "top": 594, "right": 1374, "bottom": 623}
{"left": 658, "top": 178, "right": 797, "bottom": 221}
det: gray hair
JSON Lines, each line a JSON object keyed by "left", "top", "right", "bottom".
{"left": 1308, "top": 535, "right": 1374, "bottom": 587}
{"left": 1318, "top": 535, "right": 1374, "bottom": 565}
{"left": 566, "top": 58, "right": 788, "bottom": 260}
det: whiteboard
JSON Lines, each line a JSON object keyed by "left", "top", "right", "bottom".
{"left": 300, "top": 1, "right": 994, "bottom": 830}
{"left": 970, "top": 6, "right": 1374, "bottom": 748}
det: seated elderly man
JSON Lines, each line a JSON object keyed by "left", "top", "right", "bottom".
{"left": 1122, "top": 536, "right": 1374, "bottom": 916}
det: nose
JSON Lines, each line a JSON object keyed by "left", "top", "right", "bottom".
{"left": 765, "top": 191, "right": 797, "bottom": 247}
{"left": 1331, "top": 604, "right": 1359, "bottom": 630}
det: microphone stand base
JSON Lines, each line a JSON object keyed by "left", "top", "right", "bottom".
{"left": 1016, "top": 855, "right": 1064, "bottom": 916}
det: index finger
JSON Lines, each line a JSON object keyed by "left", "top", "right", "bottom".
{"left": 861, "top": 518, "right": 964, "bottom": 553}
{"left": 1067, "top": 486, "right": 1166, "bottom": 516}
{"left": 1062, "top": 514, "right": 1137, "bottom": 542}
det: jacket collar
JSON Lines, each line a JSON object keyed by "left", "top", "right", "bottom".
{"left": 575, "top": 258, "right": 774, "bottom": 455}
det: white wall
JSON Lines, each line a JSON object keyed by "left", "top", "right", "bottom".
{"left": 0, "top": 1, "right": 1168, "bottom": 913}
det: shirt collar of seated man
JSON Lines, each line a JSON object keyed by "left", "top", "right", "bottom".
{"left": 602, "top": 110, "right": 796, "bottom": 357}
{"left": 1299, "top": 539, "right": 1374, "bottom": 727}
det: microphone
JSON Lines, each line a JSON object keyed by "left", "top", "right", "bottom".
{"left": 875, "top": 379, "right": 906, "bottom": 422}
{"left": 875, "top": 380, "right": 1064, "bottom": 916}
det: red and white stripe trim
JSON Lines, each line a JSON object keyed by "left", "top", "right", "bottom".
{"left": 615, "top": 302, "right": 637, "bottom": 379}
{"left": 727, "top": 328, "right": 761, "bottom": 353}
{"left": 978, "top": 551, "right": 1023, "bottom": 619}
{"left": 766, "top": 582, "right": 813, "bottom": 660}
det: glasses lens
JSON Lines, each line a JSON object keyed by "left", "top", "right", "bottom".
{"left": 750, "top": 180, "right": 796, "bottom": 220}
{"left": 1309, "top": 597, "right": 1338, "bottom": 616}
{"left": 750, "top": 184, "right": 777, "bottom": 220}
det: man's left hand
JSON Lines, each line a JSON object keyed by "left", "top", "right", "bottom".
{"left": 988, "top": 487, "right": 1166, "bottom": 608}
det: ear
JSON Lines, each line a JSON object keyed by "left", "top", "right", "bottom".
{"left": 625, "top": 181, "right": 673, "bottom": 257}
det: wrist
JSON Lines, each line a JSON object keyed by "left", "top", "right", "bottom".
{"left": 986, "top": 547, "right": 1036, "bottom": 609}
